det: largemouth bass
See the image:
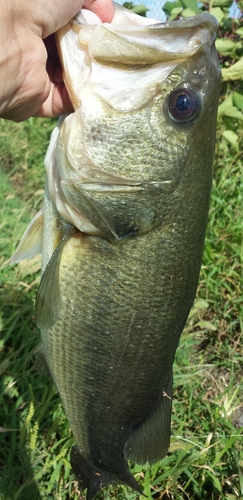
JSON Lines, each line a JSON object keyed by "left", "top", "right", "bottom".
{"left": 12, "top": 4, "right": 221, "bottom": 498}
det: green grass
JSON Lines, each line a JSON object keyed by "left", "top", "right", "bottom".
{"left": 0, "top": 114, "right": 242, "bottom": 500}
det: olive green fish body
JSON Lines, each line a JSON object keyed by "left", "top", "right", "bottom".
{"left": 40, "top": 213, "right": 198, "bottom": 491}
{"left": 12, "top": 5, "right": 221, "bottom": 498}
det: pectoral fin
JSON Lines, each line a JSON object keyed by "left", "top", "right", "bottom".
{"left": 124, "top": 373, "right": 173, "bottom": 465}
{"left": 36, "top": 224, "right": 75, "bottom": 330}
{"left": 11, "top": 210, "right": 43, "bottom": 263}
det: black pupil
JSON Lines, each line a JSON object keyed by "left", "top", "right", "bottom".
{"left": 176, "top": 94, "right": 191, "bottom": 111}
{"left": 168, "top": 88, "right": 200, "bottom": 124}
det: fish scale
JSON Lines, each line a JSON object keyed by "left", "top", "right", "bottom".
{"left": 79, "top": 101, "right": 189, "bottom": 179}
{"left": 42, "top": 217, "right": 200, "bottom": 458}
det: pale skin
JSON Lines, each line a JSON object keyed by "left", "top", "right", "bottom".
{"left": 0, "top": 0, "right": 114, "bottom": 122}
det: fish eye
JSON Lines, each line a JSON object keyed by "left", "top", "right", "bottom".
{"left": 167, "top": 89, "right": 201, "bottom": 125}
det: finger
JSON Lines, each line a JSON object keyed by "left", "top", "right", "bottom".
{"left": 83, "top": 0, "right": 114, "bottom": 22}
{"left": 35, "top": 81, "right": 73, "bottom": 117}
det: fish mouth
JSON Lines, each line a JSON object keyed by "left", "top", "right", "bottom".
{"left": 56, "top": 10, "right": 220, "bottom": 110}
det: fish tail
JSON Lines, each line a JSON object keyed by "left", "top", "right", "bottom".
{"left": 70, "top": 446, "right": 144, "bottom": 499}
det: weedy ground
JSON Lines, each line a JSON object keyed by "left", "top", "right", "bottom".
{"left": 0, "top": 107, "right": 242, "bottom": 500}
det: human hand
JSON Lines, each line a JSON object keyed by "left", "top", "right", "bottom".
{"left": 0, "top": 0, "right": 114, "bottom": 122}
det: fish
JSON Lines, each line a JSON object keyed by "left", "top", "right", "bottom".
{"left": 11, "top": 3, "right": 221, "bottom": 498}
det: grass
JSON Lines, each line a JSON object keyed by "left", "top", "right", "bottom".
{"left": 0, "top": 114, "right": 242, "bottom": 500}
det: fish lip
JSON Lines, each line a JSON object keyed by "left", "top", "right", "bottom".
{"left": 69, "top": 12, "right": 219, "bottom": 73}
{"left": 148, "top": 13, "right": 218, "bottom": 31}
{"left": 73, "top": 11, "right": 218, "bottom": 31}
